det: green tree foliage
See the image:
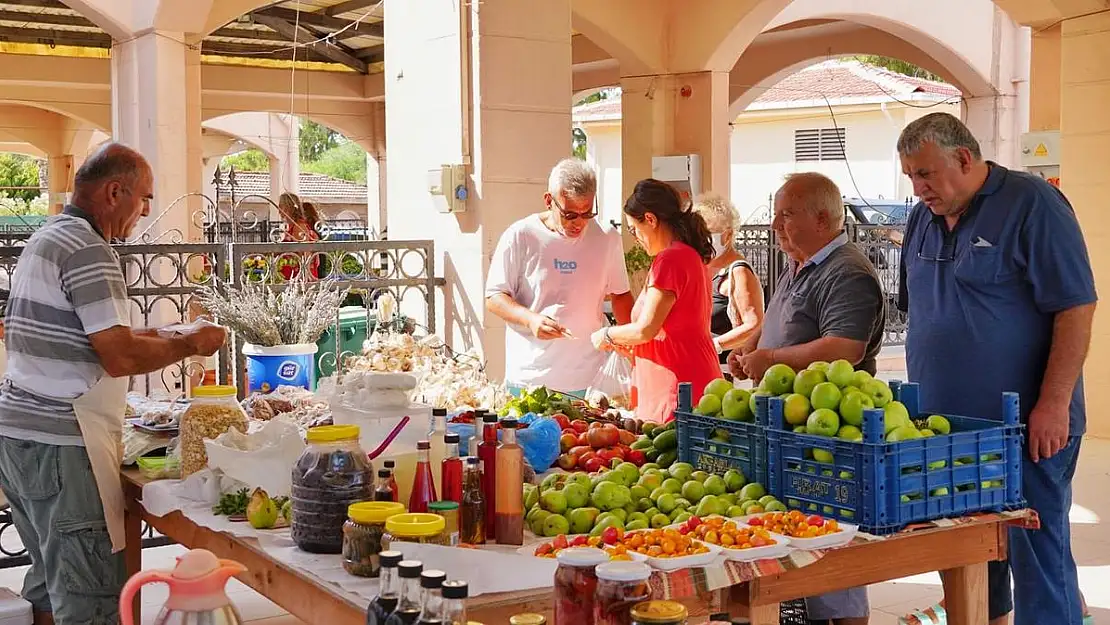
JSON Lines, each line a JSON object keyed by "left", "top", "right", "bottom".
{"left": 299, "top": 119, "right": 341, "bottom": 162}
{"left": 572, "top": 128, "right": 588, "bottom": 160}
{"left": 0, "top": 153, "right": 42, "bottom": 203}
{"left": 854, "top": 56, "right": 944, "bottom": 82}
{"left": 303, "top": 142, "right": 367, "bottom": 184}
{"left": 221, "top": 148, "right": 269, "bottom": 172}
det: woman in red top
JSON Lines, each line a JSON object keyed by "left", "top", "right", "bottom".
{"left": 591, "top": 179, "right": 720, "bottom": 423}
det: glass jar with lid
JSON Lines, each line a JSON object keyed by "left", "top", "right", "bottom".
{"left": 291, "top": 425, "right": 374, "bottom": 554}
{"left": 594, "top": 561, "right": 653, "bottom": 625}
{"left": 382, "top": 512, "right": 449, "bottom": 549}
{"left": 428, "top": 501, "right": 459, "bottom": 546}
{"left": 180, "top": 385, "right": 249, "bottom": 476}
{"left": 508, "top": 615, "right": 546, "bottom": 625}
{"left": 554, "top": 547, "right": 608, "bottom": 625}
{"left": 630, "top": 601, "right": 688, "bottom": 625}
{"left": 341, "top": 501, "right": 406, "bottom": 577}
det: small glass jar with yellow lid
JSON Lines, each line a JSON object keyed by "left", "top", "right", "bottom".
{"left": 341, "top": 501, "right": 406, "bottom": 577}
{"left": 382, "top": 512, "right": 450, "bottom": 549}
{"left": 630, "top": 601, "right": 688, "bottom": 625}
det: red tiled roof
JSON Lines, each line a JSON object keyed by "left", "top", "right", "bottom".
{"left": 215, "top": 171, "right": 367, "bottom": 203}
{"left": 572, "top": 60, "right": 960, "bottom": 122}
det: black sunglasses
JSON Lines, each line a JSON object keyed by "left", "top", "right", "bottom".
{"left": 551, "top": 196, "right": 597, "bottom": 221}
{"left": 916, "top": 220, "right": 956, "bottom": 262}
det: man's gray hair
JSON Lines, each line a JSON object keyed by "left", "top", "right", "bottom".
{"left": 548, "top": 158, "right": 597, "bottom": 198}
{"left": 897, "top": 112, "right": 982, "bottom": 161}
{"left": 74, "top": 142, "right": 146, "bottom": 189}
{"left": 779, "top": 172, "right": 844, "bottom": 231}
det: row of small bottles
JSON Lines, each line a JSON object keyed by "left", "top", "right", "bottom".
{"left": 372, "top": 408, "right": 524, "bottom": 546}
{"left": 367, "top": 551, "right": 473, "bottom": 625}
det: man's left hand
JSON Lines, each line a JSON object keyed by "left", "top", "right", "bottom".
{"left": 739, "top": 348, "right": 776, "bottom": 382}
{"left": 1026, "top": 398, "right": 1070, "bottom": 462}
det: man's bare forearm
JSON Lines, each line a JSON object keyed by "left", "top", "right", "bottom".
{"left": 769, "top": 336, "right": 866, "bottom": 372}
{"left": 1039, "top": 303, "right": 1096, "bottom": 406}
{"left": 104, "top": 334, "right": 197, "bottom": 378}
{"left": 485, "top": 293, "right": 536, "bottom": 329}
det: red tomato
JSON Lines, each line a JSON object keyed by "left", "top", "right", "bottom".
{"left": 747, "top": 517, "right": 764, "bottom": 526}
{"left": 807, "top": 515, "right": 825, "bottom": 527}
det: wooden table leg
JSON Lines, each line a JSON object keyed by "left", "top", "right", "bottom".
{"left": 941, "top": 562, "right": 988, "bottom": 625}
{"left": 124, "top": 485, "right": 143, "bottom": 625}
{"left": 749, "top": 603, "right": 780, "bottom": 625}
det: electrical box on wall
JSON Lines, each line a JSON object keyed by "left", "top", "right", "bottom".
{"left": 1020, "top": 131, "right": 1060, "bottom": 188}
{"left": 652, "top": 155, "right": 701, "bottom": 204}
{"left": 427, "top": 164, "right": 469, "bottom": 213}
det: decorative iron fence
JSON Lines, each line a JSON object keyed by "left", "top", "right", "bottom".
{"left": 733, "top": 224, "right": 908, "bottom": 346}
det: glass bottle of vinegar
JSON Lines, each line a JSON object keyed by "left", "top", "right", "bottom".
{"left": 459, "top": 457, "right": 485, "bottom": 544}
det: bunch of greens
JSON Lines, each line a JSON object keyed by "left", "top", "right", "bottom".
{"left": 212, "top": 488, "right": 289, "bottom": 516}
{"left": 499, "top": 386, "right": 582, "bottom": 419}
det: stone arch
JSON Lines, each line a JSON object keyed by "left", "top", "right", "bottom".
{"left": 200, "top": 108, "right": 376, "bottom": 155}
{"left": 728, "top": 21, "right": 984, "bottom": 116}
{"left": 0, "top": 102, "right": 107, "bottom": 157}
{"left": 570, "top": 3, "right": 658, "bottom": 76}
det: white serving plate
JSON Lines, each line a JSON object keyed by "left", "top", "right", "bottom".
{"left": 736, "top": 514, "right": 858, "bottom": 549}
{"left": 715, "top": 531, "right": 793, "bottom": 561}
{"left": 623, "top": 533, "right": 722, "bottom": 571}
{"left": 515, "top": 534, "right": 592, "bottom": 558}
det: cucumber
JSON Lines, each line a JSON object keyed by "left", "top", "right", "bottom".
{"left": 653, "top": 429, "right": 678, "bottom": 452}
{"left": 657, "top": 450, "right": 678, "bottom": 469}
{"left": 641, "top": 422, "right": 657, "bottom": 438}
{"left": 644, "top": 447, "right": 660, "bottom": 462}
{"left": 630, "top": 437, "right": 654, "bottom": 451}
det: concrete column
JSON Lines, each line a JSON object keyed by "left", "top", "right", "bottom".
{"left": 366, "top": 154, "right": 386, "bottom": 239}
{"left": 1030, "top": 24, "right": 1061, "bottom": 131}
{"left": 384, "top": 0, "right": 572, "bottom": 376}
{"left": 619, "top": 71, "right": 732, "bottom": 202}
{"left": 1061, "top": 12, "right": 1110, "bottom": 438}
{"left": 111, "top": 31, "right": 202, "bottom": 242}
{"left": 47, "top": 154, "right": 73, "bottom": 215}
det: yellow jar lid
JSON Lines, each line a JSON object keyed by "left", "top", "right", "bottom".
{"left": 306, "top": 424, "right": 361, "bottom": 443}
{"left": 348, "top": 502, "right": 406, "bottom": 525}
{"left": 192, "top": 385, "right": 238, "bottom": 398}
{"left": 629, "top": 601, "right": 688, "bottom": 622}
{"left": 385, "top": 513, "right": 446, "bottom": 537}
{"left": 508, "top": 615, "right": 546, "bottom": 625}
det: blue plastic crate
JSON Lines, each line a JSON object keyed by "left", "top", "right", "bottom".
{"left": 764, "top": 381, "right": 1024, "bottom": 535}
{"left": 674, "top": 383, "right": 768, "bottom": 487}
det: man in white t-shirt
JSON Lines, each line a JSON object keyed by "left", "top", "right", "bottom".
{"left": 485, "top": 158, "right": 633, "bottom": 393}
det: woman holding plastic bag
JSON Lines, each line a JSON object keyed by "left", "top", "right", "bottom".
{"left": 590, "top": 180, "right": 719, "bottom": 424}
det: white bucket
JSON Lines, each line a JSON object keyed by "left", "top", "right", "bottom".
{"left": 242, "top": 343, "right": 319, "bottom": 394}
{"left": 330, "top": 402, "right": 432, "bottom": 458}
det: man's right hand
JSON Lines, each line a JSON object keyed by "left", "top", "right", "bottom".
{"left": 726, "top": 351, "right": 748, "bottom": 380}
{"left": 184, "top": 325, "right": 228, "bottom": 356}
{"left": 529, "top": 314, "right": 567, "bottom": 340}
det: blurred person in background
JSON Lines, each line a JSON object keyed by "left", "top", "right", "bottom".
{"left": 486, "top": 158, "right": 633, "bottom": 396}
{"left": 592, "top": 179, "right": 720, "bottom": 423}
{"left": 691, "top": 193, "right": 764, "bottom": 370}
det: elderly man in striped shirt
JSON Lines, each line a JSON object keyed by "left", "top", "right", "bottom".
{"left": 0, "top": 143, "right": 227, "bottom": 625}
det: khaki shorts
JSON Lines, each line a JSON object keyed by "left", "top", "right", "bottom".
{"left": 0, "top": 437, "right": 125, "bottom": 625}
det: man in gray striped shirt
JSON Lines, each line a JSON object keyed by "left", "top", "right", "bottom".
{"left": 0, "top": 143, "right": 226, "bottom": 625}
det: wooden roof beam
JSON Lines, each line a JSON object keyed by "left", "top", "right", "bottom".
{"left": 252, "top": 6, "right": 382, "bottom": 39}
{"left": 252, "top": 13, "right": 367, "bottom": 73}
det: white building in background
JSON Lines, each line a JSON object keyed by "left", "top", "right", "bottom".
{"left": 575, "top": 60, "right": 961, "bottom": 226}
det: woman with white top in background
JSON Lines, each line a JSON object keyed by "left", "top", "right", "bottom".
{"left": 691, "top": 193, "right": 764, "bottom": 370}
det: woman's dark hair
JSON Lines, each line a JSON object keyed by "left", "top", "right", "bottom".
{"left": 302, "top": 201, "right": 322, "bottom": 230}
{"left": 624, "top": 179, "right": 714, "bottom": 263}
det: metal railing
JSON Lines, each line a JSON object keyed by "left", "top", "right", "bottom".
{"left": 733, "top": 224, "right": 908, "bottom": 345}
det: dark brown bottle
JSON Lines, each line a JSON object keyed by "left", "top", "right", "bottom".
{"left": 374, "top": 468, "right": 395, "bottom": 502}
{"left": 367, "top": 551, "right": 403, "bottom": 625}
{"left": 384, "top": 560, "right": 424, "bottom": 625}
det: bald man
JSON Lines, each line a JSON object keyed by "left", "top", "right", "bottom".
{"left": 0, "top": 143, "right": 227, "bottom": 625}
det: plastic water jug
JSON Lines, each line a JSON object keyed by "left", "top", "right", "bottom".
{"left": 119, "top": 549, "right": 247, "bottom": 625}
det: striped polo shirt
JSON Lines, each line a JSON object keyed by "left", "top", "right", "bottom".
{"left": 0, "top": 206, "right": 130, "bottom": 446}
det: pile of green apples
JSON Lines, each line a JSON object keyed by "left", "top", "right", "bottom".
{"left": 753, "top": 360, "right": 953, "bottom": 445}
{"left": 523, "top": 461, "right": 784, "bottom": 538}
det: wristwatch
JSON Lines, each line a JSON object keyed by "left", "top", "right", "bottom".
{"left": 712, "top": 337, "right": 724, "bottom": 353}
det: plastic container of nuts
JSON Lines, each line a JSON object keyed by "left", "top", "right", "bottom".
{"left": 180, "top": 385, "right": 249, "bottom": 477}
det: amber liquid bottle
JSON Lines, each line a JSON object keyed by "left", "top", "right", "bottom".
{"left": 459, "top": 456, "right": 485, "bottom": 544}
{"left": 494, "top": 418, "right": 524, "bottom": 545}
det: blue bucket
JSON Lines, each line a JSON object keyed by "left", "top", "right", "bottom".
{"left": 243, "top": 343, "right": 319, "bottom": 394}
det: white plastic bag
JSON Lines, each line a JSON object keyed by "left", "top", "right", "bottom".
{"left": 585, "top": 351, "right": 633, "bottom": 409}
{"left": 204, "top": 420, "right": 306, "bottom": 497}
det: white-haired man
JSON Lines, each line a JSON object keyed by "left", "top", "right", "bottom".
{"left": 485, "top": 158, "right": 634, "bottom": 394}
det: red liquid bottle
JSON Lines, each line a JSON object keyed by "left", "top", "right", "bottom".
{"left": 384, "top": 460, "right": 399, "bottom": 501}
{"left": 408, "top": 440, "right": 437, "bottom": 514}
{"left": 477, "top": 414, "right": 499, "bottom": 540}
{"left": 441, "top": 433, "right": 463, "bottom": 503}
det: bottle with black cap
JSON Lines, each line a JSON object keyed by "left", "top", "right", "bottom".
{"left": 440, "top": 580, "right": 468, "bottom": 625}
{"left": 383, "top": 460, "right": 398, "bottom": 501}
{"left": 414, "top": 569, "right": 447, "bottom": 625}
{"left": 429, "top": 407, "right": 449, "bottom": 474}
{"left": 367, "top": 551, "right": 404, "bottom": 625}
{"left": 374, "top": 468, "right": 395, "bottom": 502}
{"left": 468, "top": 409, "right": 488, "bottom": 456}
{"left": 384, "top": 560, "right": 424, "bottom": 625}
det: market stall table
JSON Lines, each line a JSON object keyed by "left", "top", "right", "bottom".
{"left": 123, "top": 469, "right": 1023, "bottom": 625}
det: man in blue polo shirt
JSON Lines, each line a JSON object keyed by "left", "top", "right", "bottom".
{"left": 896, "top": 112, "right": 1095, "bottom": 625}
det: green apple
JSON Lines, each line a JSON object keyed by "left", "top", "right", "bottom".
{"left": 812, "top": 448, "right": 835, "bottom": 463}
{"left": 886, "top": 425, "right": 922, "bottom": 442}
{"left": 837, "top": 424, "right": 863, "bottom": 442}
{"left": 930, "top": 487, "right": 950, "bottom": 497}
{"left": 806, "top": 408, "right": 840, "bottom": 437}
{"left": 749, "top": 390, "right": 773, "bottom": 418}
{"left": 696, "top": 393, "right": 723, "bottom": 417}
{"left": 739, "top": 483, "right": 766, "bottom": 501}
{"left": 656, "top": 493, "right": 677, "bottom": 514}
{"left": 668, "top": 462, "right": 694, "bottom": 482}
{"left": 726, "top": 505, "right": 746, "bottom": 517}
{"left": 650, "top": 513, "right": 671, "bottom": 528}
{"left": 704, "top": 378, "right": 734, "bottom": 399}
{"left": 884, "top": 401, "right": 912, "bottom": 432}
{"left": 722, "top": 388, "right": 753, "bottom": 422}
{"left": 765, "top": 500, "right": 787, "bottom": 512}
{"left": 839, "top": 391, "right": 874, "bottom": 427}
{"left": 540, "top": 489, "right": 568, "bottom": 514}
{"left": 808, "top": 361, "right": 830, "bottom": 373}
{"left": 690, "top": 470, "right": 710, "bottom": 483}
{"left": 852, "top": 370, "right": 873, "bottom": 388}
{"left": 782, "top": 393, "right": 811, "bottom": 426}
{"left": 568, "top": 507, "right": 600, "bottom": 534}
{"left": 793, "top": 425, "right": 808, "bottom": 433}
{"left": 919, "top": 429, "right": 936, "bottom": 438}
{"left": 810, "top": 382, "right": 843, "bottom": 411}
{"left": 926, "top": 414, "right": 951, "bottom": 435}
{"left": 826, "top": 360, "right": 855, "bottom": 388}
{"left": 793, "top": 368, "right": 826, "bottom": 398}
{"left": 723, "top": 469, "right": 747, "bottom": 492}
{"left": 761, "top": 363, "right": 797, "bottom": 396}
{"left": 563, "top": 483, "right": 589, "bottom": 509}
{"left": 838, "top": 470, "right": 854, "bottom": 479}
{"left": 680, "top": 480, "right": 705, "bottom": 502}
{"left": 703, "top": 475, "right": 727, "bottom": 496}
{"left": 927, "top": 460, "right": 947, "bottom": 470}
{"left": 661, "top": 478, "right": 682, "bottom": 494}
{"left": 861, "top": 378, "right": 893, "bottom": 408}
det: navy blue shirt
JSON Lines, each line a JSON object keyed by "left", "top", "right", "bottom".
{"left": 897, "top": 163, "right": 1096, "bottom": 435}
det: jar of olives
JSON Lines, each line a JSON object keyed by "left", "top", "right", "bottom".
{"left": 341, "top": 501, "right": 406, "bottom": 577}
{"left": 291, "top": 425, "right": 374, "bottom": 554}
{"left": 382, "top": 513, "right": 450, "bottom": 549}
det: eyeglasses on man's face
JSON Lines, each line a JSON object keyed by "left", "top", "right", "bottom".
{"left": 551, "top": 195, "right": 597, "bottom": 221}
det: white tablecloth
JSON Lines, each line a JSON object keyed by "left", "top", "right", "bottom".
{"left": 139, "top": 478, "right": 557, "bottom": 603}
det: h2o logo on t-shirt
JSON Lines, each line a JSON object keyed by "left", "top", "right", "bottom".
{"left": 553, "top": 258, "right": 577, "bottom": 275}
{"left": 277, "top": 360, "right": 301, "bottom": 381}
